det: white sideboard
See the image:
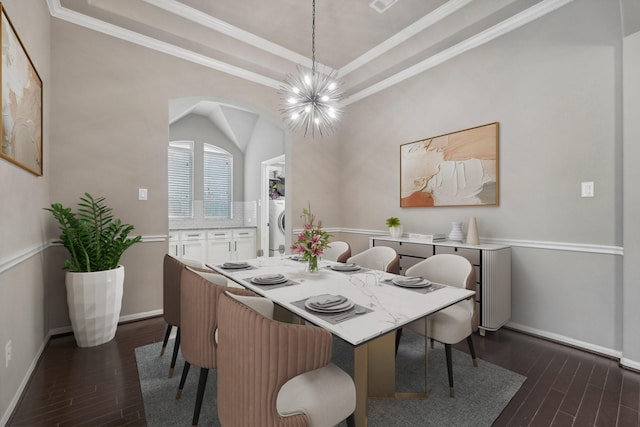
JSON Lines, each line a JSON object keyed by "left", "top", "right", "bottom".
{"left": 370, "top": 236, "right": 511, "bottom": 335}
{"left": 169, "top": 228, "right": 257, "bottom": 266}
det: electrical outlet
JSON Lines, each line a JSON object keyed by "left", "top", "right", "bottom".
{"left": 5, "top": 340, "right": 12, "bottom": 368}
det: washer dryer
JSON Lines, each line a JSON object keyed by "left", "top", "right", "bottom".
{"left": 269, "top": 199, "right": 285, "bottom": 256}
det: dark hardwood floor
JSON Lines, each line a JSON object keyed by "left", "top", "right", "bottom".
{"left": 7, "top": 317, "right": 640, "bottom": 426}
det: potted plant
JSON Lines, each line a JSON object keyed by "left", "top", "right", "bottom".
{"left": 45, "top": 193, "right": 141, "bottom": 347}
{"left": 386, "top": 217, "right": 403, "bottom": 238}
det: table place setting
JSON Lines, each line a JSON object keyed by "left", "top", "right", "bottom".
{"left": 247, "top": 273, "right": 299, "bottom": 289}
{"left": 291, "top": 294, "right": 372, "bottom": 324}
{"left": 324, "top": 263, "right": 368, "bottom": 274}
{"left": 208, "top": 261, "right": 257, "bottom": 271}
{"left": 382, "top": 276, "right": 447, "bottom": 294}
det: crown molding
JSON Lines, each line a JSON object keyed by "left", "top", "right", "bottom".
{"left": 142, "top": 0, "right": 316, "bottom": 70}
{"left": 339, "top": 0, "right": 473, "bottom": 76}
{"left": 343, "top": 0, "right": 575, "bottom": 105}
{"left": 46, "top": 0, "right": 282, "bottom": 89}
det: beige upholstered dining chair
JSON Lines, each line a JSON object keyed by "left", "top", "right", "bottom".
{"left": 217, "top": 291, "right": 356, "bottom": 427}
{"left": 347, "top": 245, "right": 400, "bottom": 274}
{"left": 177, "top": 266, "right": 255, "bottom": 426}
{"left": 161, "top": 255, "right": 208, "bottom": 378}
{"left": 322, "top": 241, "right": 351, "bottom": 263}
{"left": 403, "top": 254, "right": 478, "bottom": 397}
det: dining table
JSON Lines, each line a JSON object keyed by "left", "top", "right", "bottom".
{"left": 208, "top": 256, "right": 475, "bottom": 427}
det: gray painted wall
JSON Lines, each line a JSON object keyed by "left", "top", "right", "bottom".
{"left": 0, "top": 0, "right": 51, "bottom": 422}
{"left": 623, "top": 30, "right": 640, "bottom": 364}
{"left": 336, "top": 0, "right": 625, "bottom": 354}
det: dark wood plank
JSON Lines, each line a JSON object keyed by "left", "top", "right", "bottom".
{"left": 8, "top": 319, "right": 640, "bottom": 427}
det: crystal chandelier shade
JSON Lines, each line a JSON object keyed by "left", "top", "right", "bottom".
{"left": 279, "top": 0, "right": 342, "bottom": 137}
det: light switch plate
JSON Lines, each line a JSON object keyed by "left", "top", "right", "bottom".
{"left": 581, "top": 182, "right": 594, "bottom": 198}
{"left": 138, "top": 188, "right": 148, "bottom": 201}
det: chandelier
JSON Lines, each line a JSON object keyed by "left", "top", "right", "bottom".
{"left": 279, "top": 0, "right": 342, "bottom": 137}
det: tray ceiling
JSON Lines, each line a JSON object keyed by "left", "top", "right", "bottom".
{"left": 49, "top": 0, "right": 574, "bottom": 104}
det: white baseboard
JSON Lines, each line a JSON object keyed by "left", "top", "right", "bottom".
{"left": 120, "top": 309, "right": 163, "bottom": 323}
{"left": 620, "top": 357, "right": 640, "bottom": 372}
{"left": 506, "top": 321, "right": 623, "bottom": 359}
{"left": 1, "top": 330, "right": 53, "bottom": 427}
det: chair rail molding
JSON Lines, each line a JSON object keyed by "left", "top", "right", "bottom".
{"left": 1, "top": 235, "right": 170, "bottom": 274}
{"left": 327, "top": 228, "right": 623, "bottom": 256}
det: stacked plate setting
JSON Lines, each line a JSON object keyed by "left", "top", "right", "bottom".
{"left": 250, "top": 274, "right": 288, "bottom": 285}
{"left": 329, "top": 263, "right": 360, "bottom": 272}
{"left": 222, "top": 261, "right": 249, "bottom": 269}
{"left": 305, "top": 294, "right": 354, "bottom": 313}
{"left": 391, "top": 276, "right": 432, "bottom": 288}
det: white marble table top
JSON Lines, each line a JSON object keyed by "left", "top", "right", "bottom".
{"left": 209, "top": 257, "right": 475, "bottom": 347}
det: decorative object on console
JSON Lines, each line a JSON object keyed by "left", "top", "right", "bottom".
{"left": 400, "top": 122, "right": 499, "bottom": 207}
{"left": 278, "top": 0, "right": 342, "bottom": 137}
{"left": 408, "top": 233, "right": 447, "bottom": 243}
{"left": 291, "top": 204, "right": 331, "bottom": 273}
{"left": 1, "top": 4, "right": 43, "bottom": 176}
{"left": 386, "top": 216, "right": 403, "bottom": 238}
{"left": 448, "top": 222, "right": 465, "bottom": 242}
{"left": 466, "top": 217, "right": 480, "bottom": 245}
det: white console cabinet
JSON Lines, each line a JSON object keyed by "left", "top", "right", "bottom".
{"left": 370, "top": 236, "right": 511, "bottom": 335}
{"left": 169, "top": 228, "right": 257, "bottom": 266}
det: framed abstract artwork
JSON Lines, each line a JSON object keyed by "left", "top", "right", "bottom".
{"left": 1, "top": 3, "right": 43, "bottom": 176}
{"left": 400, "top": 122, "right": 499, "bottom": 207}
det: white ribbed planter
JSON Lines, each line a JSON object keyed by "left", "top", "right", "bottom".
{"left": 389, "top": 225, "right": 403, "bottom": 238}
{"left": 65, "top": 265, "right": 124, "bottom": 347}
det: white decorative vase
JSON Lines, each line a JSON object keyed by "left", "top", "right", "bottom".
{"left": 65, "top": 265, "right": 124, "bottom": 347}
{"left": 448, "top": 222, "right": 465, "bottom": 242}
{"left": 389, "top": 225, "right": 403, "bottom": 238}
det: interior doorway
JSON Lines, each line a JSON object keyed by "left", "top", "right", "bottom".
{"left": 261, "top": 155, "right": 285, "bottom": 257}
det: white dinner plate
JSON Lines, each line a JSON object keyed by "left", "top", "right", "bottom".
{"left": 330, "top": 263, "right": 361, "bottom": 272}
{"left": 222, "top": 261, "right": 249, "bottom": 269}
{"left": 305, "top": 295, "right": 354, "bottom": 313}
{"left": 251, "top": 274, "right": 288, "bottom": 285}
{"left": 391, "top": 277, "right": 432, "bottom": 288}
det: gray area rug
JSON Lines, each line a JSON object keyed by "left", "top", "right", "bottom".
{"left": 136, "top": 330, "right": 525, "bottom": 426}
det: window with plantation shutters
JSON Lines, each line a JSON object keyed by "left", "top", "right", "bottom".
{"left": 204, "top": 144, "right": 233, "bottom": 218}
{"left": 168, "top": 141, "right": 194, "bottom": 218}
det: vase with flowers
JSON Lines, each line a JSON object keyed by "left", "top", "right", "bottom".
{"left": 291, "top": 205, "right": 331, "bottom": 273}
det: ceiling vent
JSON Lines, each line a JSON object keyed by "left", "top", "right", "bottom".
{"left": 369, "top": 0, "right": 399, "bottom": 14}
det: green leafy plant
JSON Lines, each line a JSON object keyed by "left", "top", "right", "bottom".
{"left": 385, "top": 217, "right": 401, "bottom": 228}
{"left": 45, "top": 193, "right": 142, "bottom": 272}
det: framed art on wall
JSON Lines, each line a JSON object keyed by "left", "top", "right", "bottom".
{"left": 1, "top": 2, "right": 43, "bottom": 176}
{"left": 400, "top": 122, "right": 499, "bottom": 207}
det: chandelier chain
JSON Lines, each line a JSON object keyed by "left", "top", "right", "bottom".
{"left": 311, "top": 0, "right": 316, "bottom": 75}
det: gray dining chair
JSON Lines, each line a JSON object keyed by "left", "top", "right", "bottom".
{"left": 347, "top": 246, "right": 399, "bottom": 274}
{"left": 402, "top": 254, "right": 478, "bottom": 397}
{"left": 323, "top": 241, "right": 351, "bottom": 263}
